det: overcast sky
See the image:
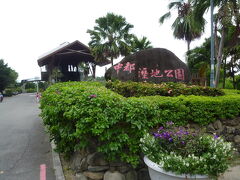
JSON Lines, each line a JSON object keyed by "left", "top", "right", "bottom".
{"left": 0, "top": 0, "right": 211, "bottom": 80}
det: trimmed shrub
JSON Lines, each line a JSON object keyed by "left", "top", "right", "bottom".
{"left": 26, "top": 88, "right": 36, "bottom": 93}
{"left": 105, "top": 81, "right": 225, "bottom": 97}
{"left": 40, "top": 82, "right": 240, "bottom": 167}
{"left": 4, "top": 89, "right": 14, "bottom": 96}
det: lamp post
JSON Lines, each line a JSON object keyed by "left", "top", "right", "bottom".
{"left": 210, "top": 0, "right": 215, "bottom": 87}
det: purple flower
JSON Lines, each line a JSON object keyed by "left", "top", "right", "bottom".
{"left": 213, "top": 134, "right": 219, "bottom": 139}
{"left": 89, "top": 94, "right": 97, "bottom": 99}
{"left": 181, "top": 141, "right": 185, "bottom": 144}
{"left": 166, "top": 121, "right": 174, "bottom": 126}
{"left": 168, "top": 138, "right": 173, "bottom": 142}
{"left": 153, "top": 133, "right": 161, "bottom": 138}
{"left": 158, "top": 126, "right": 164, "bottom": 131}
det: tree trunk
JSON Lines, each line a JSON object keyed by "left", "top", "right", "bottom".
{"left": 215, "top": 28, "right": 225, "bottom": 88}
{"left": 111, "top": 57, "right": 114, "bottom": 67}
{"left": 186, "top": 41, "right": 190, "bottom": 65}
{"left": 231, "top": 63, "right": 236, "bottom": 89}
{"left": 223, "top": 57, "right": 226, "bottom": 89}
{"left": 214, "top": 21, "right": 219, "bottom": 60}
{"left": 92, "top": 64, "right": 96, "bottom": 79}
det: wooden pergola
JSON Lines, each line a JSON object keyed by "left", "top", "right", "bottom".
{"left": 37, "top": 40, "right": 108, "bottom": 82}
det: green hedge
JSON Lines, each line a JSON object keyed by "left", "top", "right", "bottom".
{"left": 105, "top": 81, "right": 225, "bottom": 97}
{"left": 26, "top": 88, "right": 36, "bottom": 93}
{"left": 4, "top": 89, "right": 14, "bottom": 96}
{"left": 40, "top": 82, "right": 240, "bottom": 166}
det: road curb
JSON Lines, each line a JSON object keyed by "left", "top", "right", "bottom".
{"left": 50, "top": 141, "right": 65, "bottom": 180}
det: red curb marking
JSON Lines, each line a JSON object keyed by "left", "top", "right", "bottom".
{"left": 40, "top": 164, "right": 46, "bottom": 180}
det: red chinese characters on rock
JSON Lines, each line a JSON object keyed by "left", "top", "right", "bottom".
{"left": 174, "top": 69, "right": 185, "bottom": 80}
{"left": 113, "top": 62, "right": 185, "bottom": 81}
{"left": 123, "top": 62, "right": 135, "bottom": 73}
{"left": 150, "top": 69, "right": 163, "bottom": 77}
{"left": 138, "top": 68, "right": 149, "bottom": 79}
{"left": 138, "top": 68, "right": 185, "bottom": 80}
{"left": 164, "top": 70, "right": 174, "bottom": 78}
{"left": 114, "top": 62, "right": 135, "bottom": 74}
{"left": 113, "top": 63, "right": 123, "bottom": 74}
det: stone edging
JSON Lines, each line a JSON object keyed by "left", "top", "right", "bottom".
{"left": 50, "top": 141, "right": 65, "bottom": 180}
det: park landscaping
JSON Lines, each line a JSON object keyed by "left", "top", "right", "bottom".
{"left": 40, "top": 81, "right": 240, "bottom": 179}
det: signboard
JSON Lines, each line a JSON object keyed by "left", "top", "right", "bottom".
{"left": 105, "top": 48, "right": 191, "bottom": 83}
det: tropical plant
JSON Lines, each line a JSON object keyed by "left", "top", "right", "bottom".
{"left": 225, "top": 45, "right": 240, "bottom": 89}
{"left": 140, "top": 121, "right": 234, "bottom": 178}
{"left": 87, "top": 13, "right": 134, "bottom": 66}
{"left": 187, "top": 38, "right": 211, "bottom": 85}
{"left": 192, "top": 0, "right": 240, "bottom": 87}
{"left": 159, "top": 0, "right": 204, "bottom": 53}
{"left": 130, "top": 36, "right": 153, "bottom": 53}
{"left": 187, "top": 38, "right": 211, "bottom": 72}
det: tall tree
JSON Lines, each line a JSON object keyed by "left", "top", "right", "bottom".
{"left": 87, "top": 13, "right": 134, "bottom": 66}
{"left": 159, "top": 0, "right": 204, "bottom": 54}
{"left": 192, "top": 0, "right": 240, "bottom": 87}
{"left": 187, "top": 38, "right": 211, "bottom": 85}
{"left": 130, "top": 36, "right": 153, "bottom": 53}
{"left": 0, "top": 59, "right": 18, "bottom": 93}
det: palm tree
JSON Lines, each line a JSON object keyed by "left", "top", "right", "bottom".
{"left": 87, "top": 13, "right": 134, "bottom": 66}
{"left": 159, "top": 0, "right": 204, "bottom": 53}
{"left": 192, "top": 0, "right": 239, "bottom": 87}
{"left": 131, "top": 36, "right": 153, "bottom": 53}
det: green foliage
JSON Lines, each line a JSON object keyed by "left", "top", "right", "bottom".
{"left": 38, "top": 81, "right": 49, "bottom": 90}
{"left": 3, "top": 87, "right": 22, "bottom": 96}
{"left": 87, "top": 13, "right": 134, "bottom": 66}
{"left": 159, "top": 0, "right": 204, "bottom": 51}
{"left": 130, "top": 36, "right": 153, "bottom": 53}
{"left": 105, "top": 81, "right": 225, "bottom": 97}
{"left": 4, "top": 88, "right": 14, "bottom": 96}
{"left": 40, "top": 82, "right": 240, "bottom": 167}
{"left": 187, "top": 38, "right": 210, "bottom": 73}
{"left": 26, "top": 88, "right": 36, "bottom": 93}
{"left": 0, "top": 59, "right": 18, "bottom": 92}
{"left": 25, "top": 82, "right": 36, "bottom": 89}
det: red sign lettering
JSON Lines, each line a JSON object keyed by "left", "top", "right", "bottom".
{"left": 150, "top": 69, "right": 163, "bottom": 77}
{"left": 164, "top": 70, "right": 174, "bottom": 77}
{"left": 123, "top": 62, "right": 135, "bottom": 73}
{"left": 114, "top": 63, "right": 123, "bottom": 74}
{"left": 139, "top": 68, "right": 149, "bottom": 79}
{"left": 174, "top": 69, "right": 185, "bottom": 80}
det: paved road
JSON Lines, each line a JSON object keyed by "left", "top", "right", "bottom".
{"left": 0, "top": 93, "right": 55, "bottom": 180}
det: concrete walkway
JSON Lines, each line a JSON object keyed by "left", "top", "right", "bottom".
{"left": 0, "top": 94, "right": 55, "bottom": 180}
{"left": 218, "top": 157, "right": 240, "bottom": 180}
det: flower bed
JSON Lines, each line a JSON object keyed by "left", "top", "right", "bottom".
{"left": 140, "top": 122, "right": 234, "bottom": 178}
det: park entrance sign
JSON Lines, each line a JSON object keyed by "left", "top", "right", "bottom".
{"left": 105, "top": 48, "right": 191, "bottom": 83}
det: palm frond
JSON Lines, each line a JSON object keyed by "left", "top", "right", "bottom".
{"left": 168, "top": 1, "right": 183, "bottom": 9}
{"left": 159, "top": 12, "right": 171, "bottom": 24}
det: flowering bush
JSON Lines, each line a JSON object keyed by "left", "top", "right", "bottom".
{"left": 140, "top": 122, "right": 234, "bottom": 178}
{"left": 105, "top": 80, "right": 225, "bottom": 97}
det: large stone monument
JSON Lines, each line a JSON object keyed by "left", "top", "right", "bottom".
{"left": 105, "top": 48, "right": 191, "bottom": 83}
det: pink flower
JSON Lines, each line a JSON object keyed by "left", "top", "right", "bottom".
{"left": 89, "top": 94, "right": 97, "bottom": 98}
